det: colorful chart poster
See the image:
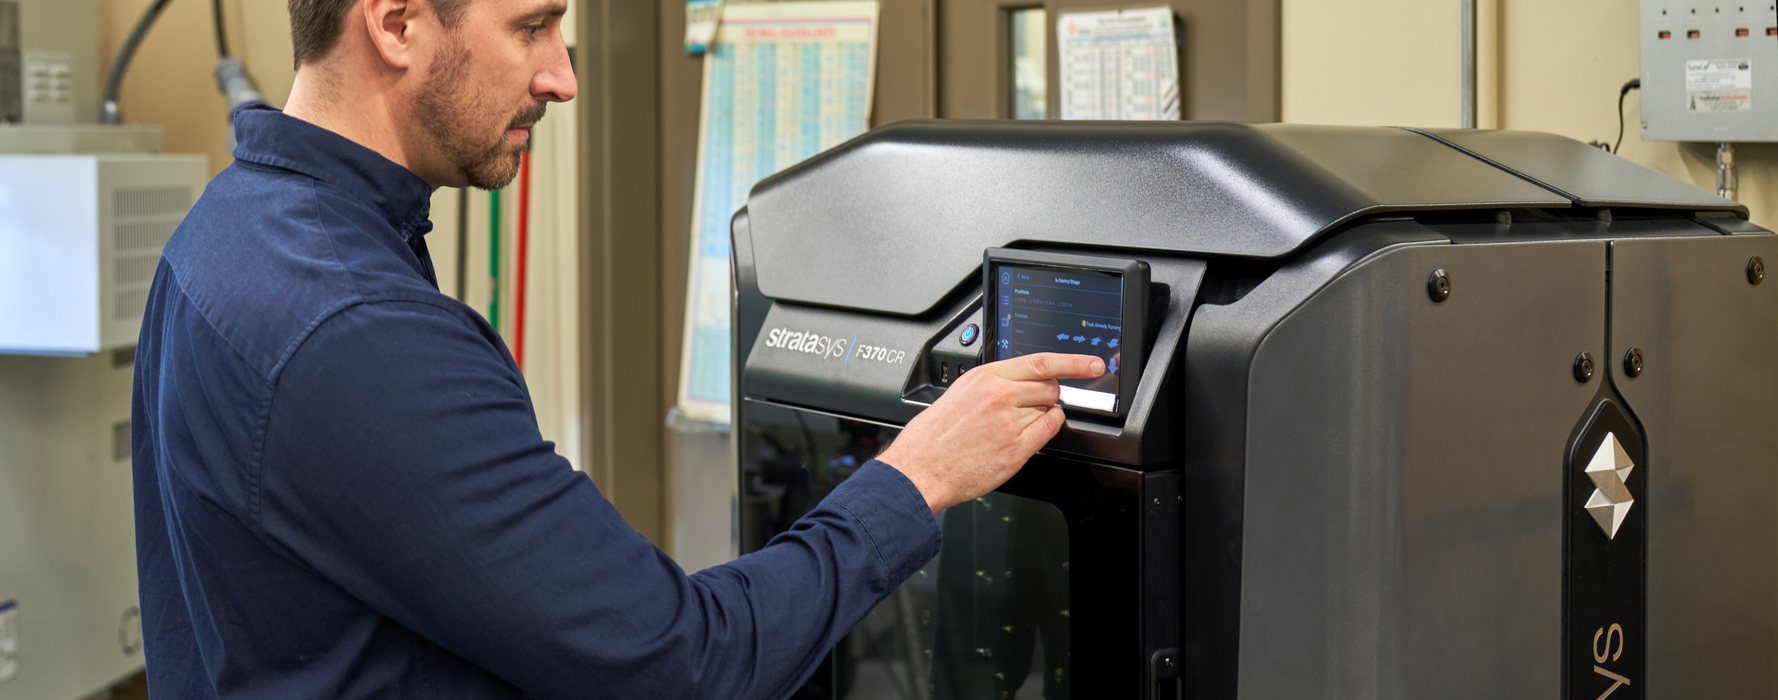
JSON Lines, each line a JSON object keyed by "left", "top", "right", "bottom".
{"left": 677, "top": 1, "right": 879, "bottom": 424}
{"left": 1057, "top": 7, "right": 1179, "bottom": 120}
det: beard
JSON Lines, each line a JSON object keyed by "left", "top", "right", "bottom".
{"left": 414, "top": 39, "right": 547, "bottom": 191}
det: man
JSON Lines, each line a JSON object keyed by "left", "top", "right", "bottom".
{"left": 131, "top": 0, "right": 1103, "bottom": 697}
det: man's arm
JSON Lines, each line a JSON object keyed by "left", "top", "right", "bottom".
{"left": 257, "top": 298, "right": 1098, "bottom": 699}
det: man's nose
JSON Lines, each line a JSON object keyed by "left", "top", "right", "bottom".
{"left": 533, "top": 38, "right": 577, "bottom": 103}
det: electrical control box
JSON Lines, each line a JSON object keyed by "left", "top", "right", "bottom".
{"left": 0, "top": 153, "right": 206, "bottom": 355}
{"left": 1639, "top": 0, "right": 1778, "bottom": 141}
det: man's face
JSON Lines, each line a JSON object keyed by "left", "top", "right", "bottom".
{"left": 411, "top": 0, "right": 574, "bottom": 190}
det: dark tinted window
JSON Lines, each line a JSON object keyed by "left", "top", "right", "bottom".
{"left": 741, "top": 401, "right": 1073, "bottom": 699}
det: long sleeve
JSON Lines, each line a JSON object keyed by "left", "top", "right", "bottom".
{"left": 255, "top": 297, "right": 941, "bottom": 699}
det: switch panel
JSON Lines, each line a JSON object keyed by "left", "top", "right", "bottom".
{"left": 1640, "top": 0, "right": 1778, "bottom": 141}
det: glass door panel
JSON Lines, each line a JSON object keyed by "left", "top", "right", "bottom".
{"left": 740, "top": 399, "right": 1159, "bottom": 699}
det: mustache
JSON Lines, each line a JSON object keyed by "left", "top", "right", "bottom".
{"left": 509, "top": 103, "right": 548, "bottom": 130}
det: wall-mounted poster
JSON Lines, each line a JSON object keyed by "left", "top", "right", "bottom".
{"left": 677, "top": 0, "right": 880, "bottom": 424}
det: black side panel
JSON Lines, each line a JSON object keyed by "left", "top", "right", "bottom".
{"left": 746, "top": 121, "right": 1567, "bottom": 315}
{"left": 1237, "top": 236, "right": 1612, "bottom": 699}
{"left": 1178, "top": 221, "right": 1449, "bottom": 697}
{"left": 1609, "top": 234, "right": 1778, "bottom": 697}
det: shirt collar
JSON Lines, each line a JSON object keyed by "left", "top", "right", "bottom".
{"left": 230, "top": 103, "right": 435, "bottom": 241}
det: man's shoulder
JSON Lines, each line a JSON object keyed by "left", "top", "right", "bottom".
{"left": 154, "top": 163, "right": 447, "bottom": 378}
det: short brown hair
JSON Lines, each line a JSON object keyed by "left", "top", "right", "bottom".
{"left": 288, "top": 0, "right": 470, "bottom": 68}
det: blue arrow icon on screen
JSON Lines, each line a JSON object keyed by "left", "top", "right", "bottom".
{"left": 1107, "top": 357, "right": 1118, "bottom": 375}
{"left": 1090, "top": 338, "right": 1102, "bottom": 346}
{"left": 1072, "top": 335, "right": 1085, "bottom": 343}
{"left": 1107, "top": 338, "right": 1119, "bottom": 349}
{"left": 1056, "top": 333, "right": 1069, "bottom": 340}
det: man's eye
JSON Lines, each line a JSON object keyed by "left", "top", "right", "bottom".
{"left": 524, "top": 25, "right": 544, "bottom": 39}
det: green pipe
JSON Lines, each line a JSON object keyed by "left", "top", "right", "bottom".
{"left": 489, "top": 189, "right": 502, "bottom": 331}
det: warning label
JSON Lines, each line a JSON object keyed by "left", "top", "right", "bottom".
{"left": 1686, "top": 58, "right": 1753, "bottom": 111}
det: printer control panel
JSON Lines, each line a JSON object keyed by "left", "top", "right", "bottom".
{"left": 991, "top": 263, "right": 1129, "bottom": 412}
{"left": 897, "top": 249, "right": 1195, "bottom": 464}
{"left": 984, "top": 248, "right": 1150, "bottom": 418}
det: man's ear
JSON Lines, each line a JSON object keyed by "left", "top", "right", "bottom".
{"left": 362, "top": 0, "right": 419, "bottom": 70}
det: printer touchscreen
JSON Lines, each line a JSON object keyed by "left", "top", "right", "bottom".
{"left": 992, "top": 265, "right": 1126, "bottom": 412}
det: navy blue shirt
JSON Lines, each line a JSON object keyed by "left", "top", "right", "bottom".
{"left": 132, "top": 104, "right": 941, "bottom": 699}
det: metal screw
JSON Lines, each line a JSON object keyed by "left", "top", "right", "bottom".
{"left": 1152, "top": 498, "right": 1161, "bottom": 506}
{"left": 1623, "top": 347, "right": 1644, "bottom": 378}
{"left": 1574, "top": 352, "right": 1595, "bottom": 383}
{"left": 1164, "top": 657, "right": 1175, "bottom": 668}
{"left": 1427, "top": 269, "right": 1452, "bottom": 302}
{"left": 1749, "top": 256, "right": 1765, "bottom": 285}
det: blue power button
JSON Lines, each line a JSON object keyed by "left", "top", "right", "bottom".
{"left": 958, "top": 323, "right": 980, "bottom": 347}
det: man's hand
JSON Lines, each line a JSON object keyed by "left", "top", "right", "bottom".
{"left": 878, "top": 353, "right": 1106, "bottom": 513}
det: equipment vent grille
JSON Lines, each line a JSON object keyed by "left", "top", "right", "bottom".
{"left": 116, "top": 220, "right": 177, "bottom": 252}
{"left": 115, "top": 289, "right": 148, "bottom": 321}
{"left": 115, "top": 255, "right": 158, "bottom": 287}
{"left": 114, "top": 187, "right": 191, "bottom": 218}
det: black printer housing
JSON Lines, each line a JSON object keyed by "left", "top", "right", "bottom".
{"left": 731, "top": 121, "right": 1778, "bottom": 699}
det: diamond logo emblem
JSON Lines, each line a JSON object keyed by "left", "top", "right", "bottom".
{"left": 1583, "top": 432, "right": 1636, "bottom": 539}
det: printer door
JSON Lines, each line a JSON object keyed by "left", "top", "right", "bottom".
{"left": 740, "top": 398, "right": 1178, "bottom": 700}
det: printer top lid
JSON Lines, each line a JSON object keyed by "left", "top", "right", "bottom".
{"left": 745, "top": 120, "right": 1743, "bottom": 316}
{"left": 1411, "top": 128, "right": 1744, "bottom": 211}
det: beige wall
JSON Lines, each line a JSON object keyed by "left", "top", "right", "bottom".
{"left": 98, "top": 0, "right": 296, "bottom": 178}
{"left": 1282, "top": 0, "right": 1773, "bottom": 227}
{"left": 96, "top": 0, "right": 585, "bottom": 468}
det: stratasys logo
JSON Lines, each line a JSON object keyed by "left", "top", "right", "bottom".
{"left": 765, "top": 328, "right": 849, "bottom": 359}
{"left": 763, "top": 327, "right": 907, "bottom": 365}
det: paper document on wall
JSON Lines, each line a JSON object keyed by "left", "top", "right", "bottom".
{"left": 678, "top": 0, "right": 879, "bottom": 424}
{"left": 683, "top": 0, "right": 722, "bottom": 54}
{"left": 1057, "top": 7, "right": 1179, "bottom": 120}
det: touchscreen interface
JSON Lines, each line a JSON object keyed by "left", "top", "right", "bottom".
{"left": 993, "top": 264, "right": 1125, "bottom": 412}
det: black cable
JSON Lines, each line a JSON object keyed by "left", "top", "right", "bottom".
{"left": 1614, "top": 78, "right": 1641, "bottom": 154}
{"left": 212, "top": 0, "right": 231, "bottom": 58}
{"left": 210, "top": 0, "right": 261, "bottom": 122}
{"left": 101, "top": 0, "right": 175, "bottom": 124}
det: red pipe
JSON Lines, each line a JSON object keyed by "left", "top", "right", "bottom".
{"left": 513, "top": 148, "right": 532, "bottom": 372}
